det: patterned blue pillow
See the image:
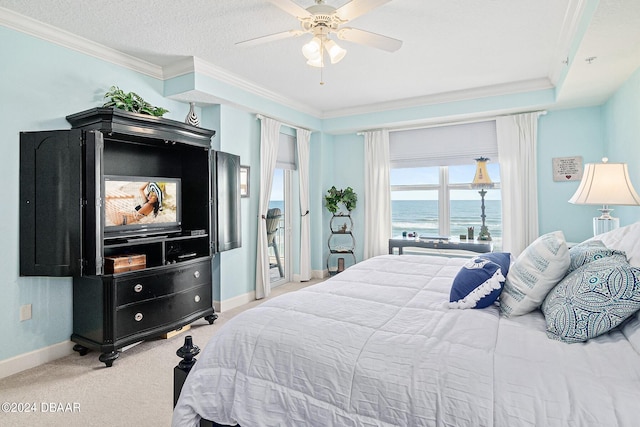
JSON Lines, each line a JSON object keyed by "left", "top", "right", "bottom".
{"left": 542, "top": 257, "right": 640, "bottom": 343}
{"left": 449, "top": 253, "right": 511, "bottom": 309}
{"left": 567, "top": 240, "right": 627, "bottom": 274}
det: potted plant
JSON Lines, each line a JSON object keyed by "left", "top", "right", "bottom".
{"left": 102, "top": 85, "right": 169, "bottom": 117}
{"left": 324, "top": 186, "right": 343, "bottom": 214}
{"left": 324, "top": 186, "right": 358, "bottom": 214}
{"left": 341, "top": 187, "right": 357, "bottom": 212}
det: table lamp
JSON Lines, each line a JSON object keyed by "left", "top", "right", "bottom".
{"left": 568, "top": 157, "right": 640, "bottom": 236}
{"left": 471, "top": 157, "right": 495, "bottom": 241}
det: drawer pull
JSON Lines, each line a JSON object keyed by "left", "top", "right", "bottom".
{"left": 194, "top": 270, "right": 200, "bottom": 279}
{"left": 194, "top": 295, "right": 201, "bottom": 303}
{"left": 134, "top": 312, "right": 143, "bottom": 322}
{"left": 134, "top": 284, "right": 143, "bottom": 293}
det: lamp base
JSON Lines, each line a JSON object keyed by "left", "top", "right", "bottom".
{"left": 477, "top": 225, "right": 492, "bottom": 241}
{"left": 593, "top": 216, "right": 619, "bottom": 236}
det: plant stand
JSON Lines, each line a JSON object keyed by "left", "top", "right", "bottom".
{"left": 327, "top": 213, "right": 356, "bottom": 275}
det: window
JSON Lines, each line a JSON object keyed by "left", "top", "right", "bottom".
{"left": 389, "top": 121, "right": 502, "bottom": 249}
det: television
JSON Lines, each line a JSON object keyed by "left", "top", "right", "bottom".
{"left": 103, "top": 175, "right": 182, "bottom": 238}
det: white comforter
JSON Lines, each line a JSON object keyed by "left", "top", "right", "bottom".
{"left": 173, "top": 255, "right": 640, "bottom": 427}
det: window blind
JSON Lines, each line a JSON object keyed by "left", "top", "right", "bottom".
{"left": 389, "top": 120, "right": 498, "bottom": 168}
{"left": 276, "top": 133, "right": 297, "bottom": 170}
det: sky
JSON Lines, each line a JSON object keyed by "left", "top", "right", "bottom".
{"left": 390, "top": 163, "right": 501, "bottom": 200}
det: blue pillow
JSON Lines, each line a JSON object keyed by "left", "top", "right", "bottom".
{"left": 567, "top": 240, "right": 627, "bottom": 274}
{"left": 449, "top": 253, "right": 511, "bottom": 309}
{"left": 481, "top": 252, "right": 511, "bottom": 277}
{"left": 542, "top": 257, "right": 640, "bottom": 343}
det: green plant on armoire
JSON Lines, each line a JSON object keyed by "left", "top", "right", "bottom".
{"left": 102, "top": 85, "right": 169, "bottom": 117}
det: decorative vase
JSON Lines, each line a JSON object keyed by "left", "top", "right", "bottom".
{"left": 184, "top": 102, "right": 200, "bottom": 127}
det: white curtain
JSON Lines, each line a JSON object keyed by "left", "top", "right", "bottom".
{"left": 363, "top": 130, "right": 391, "bottom": 259}
{"left": 256, "top": 117, "right": 281, "bottom": 299}
{"left": 296, "top": 128, "right": 312, "bottom": 281}
{"left": 496, "top": 112, "right": 542, "bottom": 256}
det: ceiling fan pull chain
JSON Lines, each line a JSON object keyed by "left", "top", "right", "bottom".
{"left": 320, "top": 36, "right": 325, "bottom": 85}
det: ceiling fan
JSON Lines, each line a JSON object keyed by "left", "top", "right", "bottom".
{"left": 236, "top": 0, "right": 402, "bottom": 68}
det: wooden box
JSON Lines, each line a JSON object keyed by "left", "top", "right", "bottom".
{"left": 104, "top": 254, "right": 146, "bottom": 274}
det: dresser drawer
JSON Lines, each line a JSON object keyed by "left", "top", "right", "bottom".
{"left": 115, "top": 283, "right": 211, "bottom": 339}
{"left": 115, "top": 259, "right": 210, "bottom": 306}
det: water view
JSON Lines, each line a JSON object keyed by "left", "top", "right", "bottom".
{"left": 392, "top": 199, "right": 502, "bottom": 242}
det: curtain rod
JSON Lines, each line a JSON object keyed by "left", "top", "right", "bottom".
{"left": 357, "top": 109, "right": 548, "bottom": 135}
{"left": 256, "top": 114, "right": 311, "bottom": 133}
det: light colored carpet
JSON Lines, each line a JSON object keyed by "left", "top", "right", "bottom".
{"left": 0, "top": 280, "right": 321, "bottom": 427}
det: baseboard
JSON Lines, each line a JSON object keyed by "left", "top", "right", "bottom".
{"left": 313, "top": 269, "right": 326, "bottom": 279}
{"left": 0, "top": 340, "right": 75, "bottom": 379}
{"left": 214, "top": 289, "right": 256, "bottom": 313}
{"left": 293, "top": 270, "right": 325, "bottom": 281}
{"left": 213, "top": 273, "right": 326, "bottom": 313}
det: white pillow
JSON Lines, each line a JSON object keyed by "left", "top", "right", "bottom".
{"left": 590, "top": 220, "right": 640, "bottom": 267}
{"left": 622, "top": 310, "right": 640, "bottom": 354}
{"left": 500, "top": 231, "right": 570, "bottom": 317}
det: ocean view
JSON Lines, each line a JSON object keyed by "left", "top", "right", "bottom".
{"left": 269, "top": 199, "right": 502, "bottom": 242}
{"left": 392, "top": 199, "right": 502, "bottom": 239}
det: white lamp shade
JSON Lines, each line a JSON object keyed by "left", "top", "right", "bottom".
{"left": 306, "top": 55, "right": 324, "bottom": 68}
{"left": 569, "top": 161, "right": 640, "bottom": 206}
{"left": 302, "top": 37, "right": 321, "bottom": 60}
{"left": 324, "top": 39, "right": 346, "bottom": 64}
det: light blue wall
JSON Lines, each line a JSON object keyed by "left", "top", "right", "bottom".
{"left": 603, "top": 67, "right": 640, "bottom": 225}
{"left": 537, "top": 107, "right": 605, "bottom": 243}
{"left": 216, "top": 105, "right": 261, "bottom": 301}
{"left": 309, "top": 132, "right": 329, "bottom": 270}
{"left": 321, "top": 134, "right": 366, "bottom": 263}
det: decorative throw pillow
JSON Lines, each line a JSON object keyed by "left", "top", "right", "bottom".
{"left": 542, "top": 257, "right": 640, "bottom": 343}
{"left": 567, "top": 240, "right": 627, "bottom": 274}
{"left": 482, "top": 252, "right": 512, "bottom": 276}
{"left": 449, "top": 252, "right": 511, "bottom": 309}
{"left": 590, "top": 220, "right": 640, "bottom": 267}
{"left": 500, "top": 231, "right": 570, "bottom": 317}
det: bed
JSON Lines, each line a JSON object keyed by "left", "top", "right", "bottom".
{"left": 173, "top": 222, "right": 640, "bottom": 427}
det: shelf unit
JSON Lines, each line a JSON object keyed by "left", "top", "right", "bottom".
{"left": 327, "top": 213, "right": 356, "bottom": 275}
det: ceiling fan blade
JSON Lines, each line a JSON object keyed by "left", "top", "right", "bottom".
{"left": 236, "top": 30, "right": 304, "bottom": 47}
{"left": 336, "top": 27, "right": 402, "bottom": 52}
{"left": 268, "top": 0, "right": 312, "bottom": 19}
{"left": 335, "top": 0, "right": 392, "bottom": 22}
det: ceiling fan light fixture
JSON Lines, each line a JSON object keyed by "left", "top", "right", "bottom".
{"left": 324, "top": 39, "right": 346, "bottom": 64}
{"left": 302, "top": 36, "right": 321, "bottom": 60}
{"left": 306, "top": 55, "right": 324, "bottom": 68}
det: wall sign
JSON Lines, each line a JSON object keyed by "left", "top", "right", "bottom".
{"left": 552, "top": 156, "right": 583, "bottom": 182}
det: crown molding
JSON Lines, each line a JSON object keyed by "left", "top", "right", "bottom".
{"left": 321, "top": 78, "right": 555, "bottom": 119}
{"left": 163, "top": 57, "right": 323, "bottom": 117}
{"left": 0, "top": 7, "right": 163, "bottom": 78}
{"left": 548, "top": 0, "right": 590, "bottom": 87}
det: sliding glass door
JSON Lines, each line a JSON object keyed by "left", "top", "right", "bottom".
{"left": 269, "top": 168, "right": 291, "bottom": 286}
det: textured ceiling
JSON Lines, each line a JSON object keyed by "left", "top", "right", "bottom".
{"left": 1, "top": 0, "right": 639, "bottom": 117}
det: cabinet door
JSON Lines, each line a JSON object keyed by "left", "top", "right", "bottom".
{"left": 20, "top": 130, "right": 103, "bottom": 276}
{"left": 214, "top": 151, "right": 241, "bottom": 252}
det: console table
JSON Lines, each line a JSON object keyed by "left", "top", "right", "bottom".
{"left": 389, "top": 237, "right": 493, "bottom": 255}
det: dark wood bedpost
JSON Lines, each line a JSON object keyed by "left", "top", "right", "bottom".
{"left": 174, "top": 335, "right": 200, "bottom": 407}
{"left": 173, "top": 335, "right": 236, "bottom": 427}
